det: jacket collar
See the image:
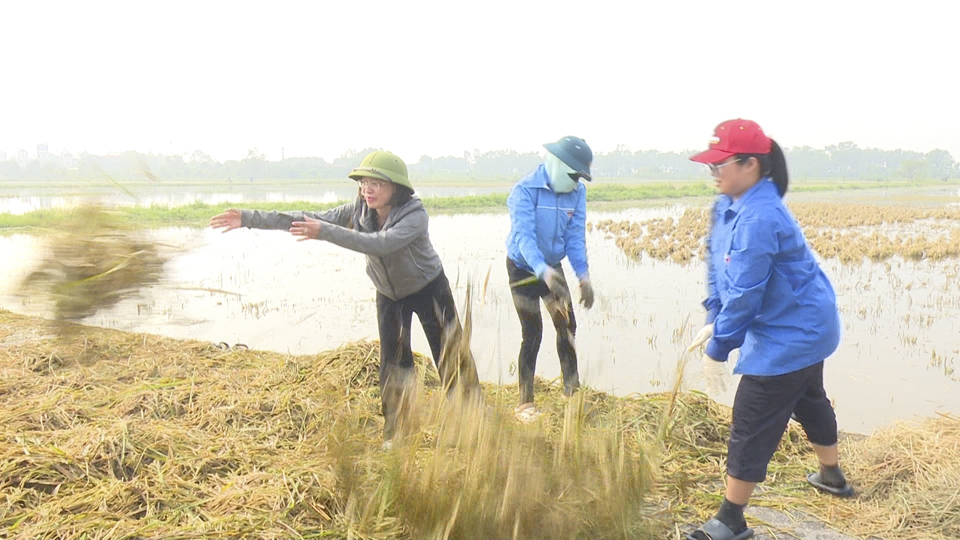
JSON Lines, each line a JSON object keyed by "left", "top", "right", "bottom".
{"left": 532, "top": 164, "right": 552, "bottom": 190}
{"left": 720, "top": 177, "right": 774, "bottom": 217}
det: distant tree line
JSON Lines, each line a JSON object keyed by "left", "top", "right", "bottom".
{"left": 1, "top": 143, "right": 957, "bottom": 182}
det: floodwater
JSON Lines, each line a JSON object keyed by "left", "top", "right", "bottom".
{"left": 0, "top": 185, "right": 510, "bottom": 215}
{"left": 2, "top": 206, "right": 959, "bottom": 435}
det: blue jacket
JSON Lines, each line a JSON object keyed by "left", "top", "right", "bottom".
{"left": 703, "top": 178, "right": 840, "bottom": 376}
{"left": 506, "top": 164, "right": 589, "bottom": 279}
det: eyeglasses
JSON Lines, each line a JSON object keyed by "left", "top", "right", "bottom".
{"left": 567, "top": 172, "right": 585, "bottom": 182}
{"left": 708, "top": 158, "right": 741, "bottom": 176}
{"left": 358, "top": 178, "right": 387, "bottom": 191}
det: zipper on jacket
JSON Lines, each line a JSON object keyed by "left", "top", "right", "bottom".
{"left": 380, "top": 255, "right": 399, "bottom": 299}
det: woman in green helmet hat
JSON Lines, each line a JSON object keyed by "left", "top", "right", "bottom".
{"left": 210, "top": 150, "right": 481, "bottom": 447}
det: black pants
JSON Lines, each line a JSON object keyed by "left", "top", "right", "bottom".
{"left": 507, "top": 257, "right": 579, "bottom": 405}
{"left": 727, "top": 361, "right": 839, "bottom": 482}
{"left": 376, "top": 271, "right": 479, "bottom": 439}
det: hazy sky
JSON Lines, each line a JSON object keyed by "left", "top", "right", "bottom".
{"left": 2, "top": 1, "right": 957, "bottom": 163}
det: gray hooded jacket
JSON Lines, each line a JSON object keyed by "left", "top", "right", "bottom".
{"left": 240, "top": 197, "right": 443, "bottom": 301}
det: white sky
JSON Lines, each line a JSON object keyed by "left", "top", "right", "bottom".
{"left": 1, "top": 0, "right": 957, "bottom": 163}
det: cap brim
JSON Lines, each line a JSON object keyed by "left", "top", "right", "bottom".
{"left": 348, "top": 168, "right": 392, "bottom": 183}
{"left": 689, "top": 148, "right": 735, "bottom": 164}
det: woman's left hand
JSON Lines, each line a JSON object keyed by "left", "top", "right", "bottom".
{"left": 290, "top": 216, "right": 321, "bottom": 241}
{"left": 701, "top": 353, "right": 730, "bottom": 395}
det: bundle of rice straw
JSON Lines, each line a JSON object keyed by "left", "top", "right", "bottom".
{"left": 19, "top": 205, "right": 167, "bottom": 331}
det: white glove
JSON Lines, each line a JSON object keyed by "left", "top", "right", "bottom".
{"left": 686, "top": 324, "right": 714, "bottom": 352}
{"left": 702, "top": 353, "right": 730, "bottom": 395}
{"left": 542, "top": 266, "right": 564, "bottom": 293}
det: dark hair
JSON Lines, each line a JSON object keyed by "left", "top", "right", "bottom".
{"left": 736, "top": 139, "right": 789, "bottom": 197}
{"left": 391, "top": 185, "right": 414, "bottom": 206}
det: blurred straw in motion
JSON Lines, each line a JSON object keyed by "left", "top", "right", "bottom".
{"left": 18, "top": 205, "right": 169, "bottom": 333}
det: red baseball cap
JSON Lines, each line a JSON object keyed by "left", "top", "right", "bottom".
{"left": 689, "top": 119, "right": 772, "bottom": 164}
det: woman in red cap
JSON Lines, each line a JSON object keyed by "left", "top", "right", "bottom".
{"left": 684, "top": 119, "right": 854, "bottom": 540}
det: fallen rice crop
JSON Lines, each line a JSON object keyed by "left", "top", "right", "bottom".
{"left": 1, "top": 309, "right": 958, "bottom": 539}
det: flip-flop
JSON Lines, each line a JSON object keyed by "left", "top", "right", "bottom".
{"left": 807, "top": 472, "right": 856, "bottom": 498}
{"left": 686, "top": 518, "right": 754, "bottom": 540}
{"left": 514, "top": 403, "right": 540, "bottom": 423}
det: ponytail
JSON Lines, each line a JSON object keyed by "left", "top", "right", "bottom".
{"left": 735, "top": 138, "right": 789, "bottom": 198}
{"left": 768, "top": 139, "right": 789, "bottom": 197}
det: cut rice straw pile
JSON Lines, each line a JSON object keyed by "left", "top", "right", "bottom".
{"left": 0, "top": 309, "right": 958, "bottom": 539}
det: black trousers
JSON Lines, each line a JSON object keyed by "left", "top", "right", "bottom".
{"left": 507, "top": 257, "right": 579, "bottom": 405}
{"left": 376, "top": 271, "right": 478, "bottom": 439}
{"left": 727, "top": 361, "right": 839, "bottom": 482}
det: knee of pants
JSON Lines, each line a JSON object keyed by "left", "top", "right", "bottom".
{"left": 800, "top": 415, "right": 839, "bottom": 446}
{"left": 727, "top": 415, "right": 790, "bottom": 483}
{"left": 519, "top": 317, "right": 544, "bottom": 341}
{"left": 726, "top": 434, "right": 776, "bottom": 483}
{"left": 727, "top": 461, "right": 770, "bottom": 484}
{"left": 548, "top": 305, "right": 576, "bottom": 333}
{"left": 794, "top": 396, "right": 839, "bottom": 446}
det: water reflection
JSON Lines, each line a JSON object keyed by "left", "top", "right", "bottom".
{"left": 1, "top": 207, "right": 959, "bottom": 434}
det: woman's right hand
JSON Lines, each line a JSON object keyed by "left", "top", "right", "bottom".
{"left": 210, "top": 209, "right": 242, "bottom": 232}
{"left": 686, "top": 323, "right": 714, "bottom": 352}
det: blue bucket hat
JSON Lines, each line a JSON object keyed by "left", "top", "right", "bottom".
{"left": 543, "top": 136, "right": 593, "bottom": 181}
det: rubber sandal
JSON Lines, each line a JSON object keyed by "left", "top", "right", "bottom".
{"left": 807, "top": 472, "right": 855, "bottom": 498}
{"left": 514, "top": 403, "right": 540, "bottom": 423}
{"left": 686, "top": 518, "right": 754, "bottom": 540}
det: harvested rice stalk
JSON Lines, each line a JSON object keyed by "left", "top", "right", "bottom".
{"left": 18, "top": 205, "right": 169, "bottom": 332}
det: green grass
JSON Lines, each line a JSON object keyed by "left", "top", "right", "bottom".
{"left": 0, "top": 183, "right": 711, "bottom": 229}
{"left": 1, "top": 179, "right": 957, "bottom": 231}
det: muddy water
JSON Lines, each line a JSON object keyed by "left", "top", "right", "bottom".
{"left": 2, "top": 207, "right": 959, "bottom": 434}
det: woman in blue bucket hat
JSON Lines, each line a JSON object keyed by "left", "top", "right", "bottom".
{"left": 505, "top": 136, "right": 596, "bottom": 422}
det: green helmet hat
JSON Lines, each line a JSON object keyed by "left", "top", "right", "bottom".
{"left": 348, "top": 151, "right": 413, "bottom": 191}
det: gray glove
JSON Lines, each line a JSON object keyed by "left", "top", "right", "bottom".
{"left": 542, "top": 266, "right": 564, "bottom": 293}
{"left": 579, "top": 278, "right": 595, "bottom": 309}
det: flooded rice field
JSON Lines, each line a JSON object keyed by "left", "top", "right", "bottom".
{"left": 2, "top": 201, "right": 960, "bottom": 434}
{"left": 0, "top": 184, "right": 510, "bottom": 215}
